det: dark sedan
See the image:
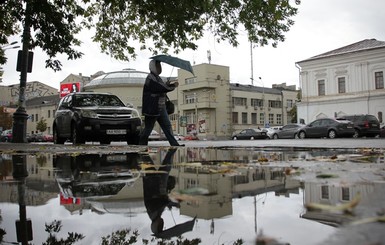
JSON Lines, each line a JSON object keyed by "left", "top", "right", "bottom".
{"left": 271, "top": 124, "right": 305, "bottom": 139}
{"left": 297, "top": 118, "right": 355, "bottom": 139}
{"left": 232, "top": 128, "right": 268, "bottom": 140}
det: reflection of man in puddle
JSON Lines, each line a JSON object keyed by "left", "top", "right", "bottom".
{"left": 142, "top": 148, "right": 180, "bottom": 236}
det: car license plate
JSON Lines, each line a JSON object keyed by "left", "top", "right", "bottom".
{"left": 106, "top": 155, "right": 127, "bottom": 161}
{"left": 106, "top": 129, "right": 126, "bottom": 135}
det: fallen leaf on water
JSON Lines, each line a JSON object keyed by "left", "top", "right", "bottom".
{"left": 350, "top": 215, "right": 385, "bottom": 225}
{"left": 316, "top": 173, "right": 339, "bottom": 178}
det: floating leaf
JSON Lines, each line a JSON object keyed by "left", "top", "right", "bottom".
{"left": 316, "top": 174, "right": 339, "bottom": 179}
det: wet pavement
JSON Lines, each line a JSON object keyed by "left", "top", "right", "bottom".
{"left": 0, "top": 140, "right": 384, "bottom": 245}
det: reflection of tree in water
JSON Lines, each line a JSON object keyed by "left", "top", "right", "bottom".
{"left": 0, "top": 212, "right": 5, "bottom": 244}
{"left": 36, "top": 154, "right": 48, "bottom": 166}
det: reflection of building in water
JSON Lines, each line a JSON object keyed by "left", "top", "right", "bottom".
{"left": 301, "top": 182, "right": 384, "bottom": 226}
{"left": 173, "top": 164, "right": 301, "bottom": 220}
{"left": 0, "top": 154, "right": 57, "bottom": 206}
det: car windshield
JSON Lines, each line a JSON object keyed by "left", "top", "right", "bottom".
{"left": 73, "top": 94, "right": 124, "bottom": 107}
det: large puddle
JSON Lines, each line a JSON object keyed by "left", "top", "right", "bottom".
{"left": 0, "top": 147, "right": 384, "bottom": 244}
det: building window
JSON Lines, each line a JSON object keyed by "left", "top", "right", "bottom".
{"left": 232, "top": 112, "right": 238, "bottom": 124}
{"left": 31, "top": 114, "right": 34, "bottom": 122}
{"left": 338, "top": 77, "right": 346, "bottom": 93}
{"left": 185, "top": 94, "right": 197, "bottom": 104}
{"left": 375, "top": 71, "right": 384, "bottom": 89}
{"left": 185, "top": 77, "right": 196, "bottom": 84}
{"left": 47, "top": 110, "right": 51, "bottom": 118}
{"left": 378, "top": 112, "right": 383, "bottom": 123}
{"left": 286, "top": 99, "right": 293, "bottom": 108}
{"left": 251, "top": 113, "right": 257, "bottom": 124}
{"left": 268, "top": 100, "right": 282, "bottom": 108}
{"left": 251, "top": 98, "right": 263, "bottom": 107}
{"left": 242, "top": 112, "right": 247, "bottom": 124}
{"left": 321, "top": 185, "right": 329, "bottom": 199}
{"left": 35, "top": 114, "right": 39, "bottom": 122}
{"left": 341, "top": 187, "right": 350, "bottom": 201}
{"left": 232, "top": 97, "right": 247, "bottom": 106}
{"left": 269, "top": 113, "right": 274, "bottom": 124}
{"left": 276, "top": 114, "right": 282, "bottom": 125}
{"left": 259, "top": 113, "right": 264, "bottom": 124}
{"left": 318, "top": 80, "right": 325, "bottom": 96}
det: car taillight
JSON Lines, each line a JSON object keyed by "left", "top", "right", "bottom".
{"left": 364, "top": 120, "right": 369, "bottom": 128}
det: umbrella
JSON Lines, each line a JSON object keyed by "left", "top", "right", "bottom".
{"left": 154, "top": 217, "right": 196, "bottom": 239}
{"left": 150, "top": 55, "right": 194, "bottom": 75}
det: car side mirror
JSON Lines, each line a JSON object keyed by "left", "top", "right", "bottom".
{"left": 126, "top": 102, "right": 134, "bottom": 108}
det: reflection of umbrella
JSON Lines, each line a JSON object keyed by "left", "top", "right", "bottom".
{"left": 154, "top": 217, "right": 196, "bottom": 239}
{"left": 150, "top": 55, "right": 194, "bottom": 75}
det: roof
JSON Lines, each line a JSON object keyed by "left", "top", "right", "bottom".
{"left": 84, "top": 69, "right": 176, "bottom": 88}
{"left": 297, "top": 39, "right": 385, "bottom": 63}
{"left": 26, "top": 94, "right": 61, "bottom": 107}
{"left": 230, "top": 83, "right": 283, "bottom": 95}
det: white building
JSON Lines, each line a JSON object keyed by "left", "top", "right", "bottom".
{"left": 296, "top": 39, "right": 385, "bottom": 124}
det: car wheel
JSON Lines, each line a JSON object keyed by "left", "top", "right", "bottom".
{"left": 273, "top": 134, "right": 278, "bottom": 139}
{"left": 352, "top": 129, "right": 360, "bottom": 138}
{"left": 298, "top": 131, "right": 306, "bottom": 139}
{"left": 328, "top": 130, "right": 336, "bottom": 139}
{"left": 232, "top": 136, "right": 237, "bottom": 140}
{"left": 71, "top": 125, "right": 85, "bottom": 145}
{"left": 53, "top": 127, "right": 65, "bottom": 144}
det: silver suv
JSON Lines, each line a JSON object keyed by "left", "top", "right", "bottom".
{"left": 53, "top": 92, "right": 142, "bottom": 145}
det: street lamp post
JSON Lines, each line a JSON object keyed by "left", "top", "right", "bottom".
{"left": 13, "top": 2, "right": 32, "bottom": 143}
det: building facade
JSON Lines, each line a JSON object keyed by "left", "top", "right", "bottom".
{"left": 173, "top": 63, "right": 298, "bottom": 139}
{"left": 1, "top": 64, "right": 298, "bottom": 139}
{"left": 296, "top": 39, "right": 385, "bottom": 124}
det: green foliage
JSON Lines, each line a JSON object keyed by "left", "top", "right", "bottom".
{"left": 42, "top": 220, "right": 85, "bottom": 245}
{"left": 289, "top": 105, "right": 297, "bottom": 123}
{"left": 1, "top": 0, "right": 300, "bottom": 70}
{"left": 36, "top": 117, "right": 48, "bottom": 133}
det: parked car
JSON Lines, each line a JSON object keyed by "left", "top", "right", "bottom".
{"left": 380, "top": 125, "right": 385, "bottom": 138}
{"left": 297, "top": 118, "right": 355, "bottom": 139}
{"left": 336, "top": 114, "right": 380, "bottom": 138}
{"left": 174, "top": 134, "right": 185, "bottom": 141}
{"left": 184, "top": 134, "right": 199, "bottom": 140}
{"left": 261, "top": 128, "right": 275, "bottom": 139}
{"left": 53, "top": 92, "right": 142, "bottom": 145}
{"left": 271, "top": 124, "right": 305, "bottom": 139}
{"left": 149, "top": 130, "right": 161, "bottom": 141}
{"left": 232, "top": 128, "right": 268, "bottom": 140}
{"left": 0, "top": 129, "right": 12, "bottom": 142}
{"left": 42, "top": 134, "right": 54, "bottom": 142}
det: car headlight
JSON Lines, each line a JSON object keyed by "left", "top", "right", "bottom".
{"left": 80, "top": 110, "right": 98, "bottom": 118}
{"left": 130, "top": 108, "right": 140, "bottom": 118}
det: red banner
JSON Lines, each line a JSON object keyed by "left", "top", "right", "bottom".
{"left": 60, "top": 82, "right": 80, "bottom": 97}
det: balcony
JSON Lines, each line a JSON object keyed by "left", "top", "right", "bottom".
{"left": 180, "top": 80, "right": 218, "bottom": 91}
{"left": 180, "top": 100, "right": 217, "bottom": 110}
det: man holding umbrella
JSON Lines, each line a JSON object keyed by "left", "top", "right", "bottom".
{"left": 139, "top": 59, "right": 182, "bottom": 146}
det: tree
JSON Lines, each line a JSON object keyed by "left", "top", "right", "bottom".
{"left": 1, "top": 0, "right": 300, "bottom": 70}
{"left": 36, "top": 117, "right": 47, "bottom": 133}
{"left": 0, "top": 106, "right": 13, "bottom": 130}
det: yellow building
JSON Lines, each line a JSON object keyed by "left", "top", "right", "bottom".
{"left": 83, "top": 63, "right": 298, "bottom": 140}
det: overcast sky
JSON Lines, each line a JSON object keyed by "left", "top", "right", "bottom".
{"left": 2, "top": 0, "right": 385, "bottom": 90}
